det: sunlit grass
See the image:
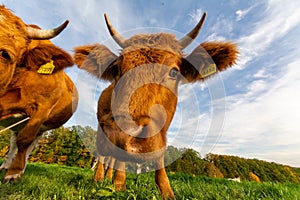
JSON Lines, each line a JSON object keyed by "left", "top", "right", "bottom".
{"left": 0, "top": 161, "right": 299, "bottom": 200}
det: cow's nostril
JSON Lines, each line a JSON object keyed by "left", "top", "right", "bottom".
{"left": 135, "top": 126, "right": 149, "bottom": 138}
{"left": 126, "top": 126, "right": 143, "bottom": 137}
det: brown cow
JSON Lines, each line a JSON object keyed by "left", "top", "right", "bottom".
{"left": 74, "top": 12, "right": 238, "bottom": 199}
{"left": 0, "top": 6, "right": 78, "bottom": 183}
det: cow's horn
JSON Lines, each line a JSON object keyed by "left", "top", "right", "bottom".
{"left": 27, "top": 20, "right": 69, "bottom": 40}
{"left": 104, "top": 13, "right": 126, "bottom": 48}
{"left": 178, "top": 12, "right": 206, "bottom": 49}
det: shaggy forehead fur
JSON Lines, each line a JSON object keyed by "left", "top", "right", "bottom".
{"left": 0, "top": 6, "right": 27, "bottom": 32}
{"left": 119, "top": 33, "right": 183, "bottom": 74}
{"left": 0, "top": 5, "right": 29, "bottom": 49}
{"left": 122, "top": 33, "right": 182, "bottom": 54}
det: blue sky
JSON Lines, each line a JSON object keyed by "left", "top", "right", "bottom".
{"left": 2, "top": 0, "right": 300, "bottom": 167}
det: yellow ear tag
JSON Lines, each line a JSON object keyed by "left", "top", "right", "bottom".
{"left": 37, "top": 60, "right": 55, "bottom": 74}
{"left": 201, "top": 63, "right": 217, "bottom": 78}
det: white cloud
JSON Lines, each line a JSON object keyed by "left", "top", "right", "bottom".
{"left": 235, "top": 9, "right": 248, "bottom": 21}
{"left": 189, "top": 8, "right": 204, "bottom": 24}
{"left": 204, "top": 17, "right": 234, "bottom": 42}
{"left": 237, "top": 0, "right": 300, "bottom": 68}
{"left": 235, "top": 4, "right": 258, "bottom": 21}
{"left": 253, "top": 69, "right": 269, "bottom": 78}
{"left": 206, "top": 33, "right": 227, "bottom": 42}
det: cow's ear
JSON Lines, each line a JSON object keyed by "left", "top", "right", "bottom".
{"left": 181, "top": 41, "right": 238, "bottom": 82}
{"left": 73, "top": 44, "right": 118, "bottom": 81}
{"left": 22, "top": 43, "right": 74, "bottom": 73}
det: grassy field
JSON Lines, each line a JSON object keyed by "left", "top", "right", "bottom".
{"left": 0, "top": 161, "right": 300, "bottom": 200}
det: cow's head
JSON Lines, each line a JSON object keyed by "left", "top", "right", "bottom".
{"left": 0, "top": 5, "right": 69, "bottom": 95}
{"left": 74, "top": 13, "right": 238, "bottom": 161}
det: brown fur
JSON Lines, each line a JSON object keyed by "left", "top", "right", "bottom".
{"left": 123, "top": 33, "right": 182, "bottom": 53}
{"left": 74, "top": 44, "right": 118, "bottom": 81}
{"left": 0, "top": 6, "right": 30, "bottom": 95}
{"left": 181, "top": 41, "right": 238, "bottom": 82}
{"left": 0, "top": 36, "right": 78, "bottom": 182}
{"left": 74, "top": 21, "right": 238, "bottom": 200}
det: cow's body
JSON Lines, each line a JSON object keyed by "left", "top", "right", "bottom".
{"left": 0, "top": 6, "right": 77, "bottom": 183}
{"left": 74, "top": 13, "right": 238, "bottom": 199}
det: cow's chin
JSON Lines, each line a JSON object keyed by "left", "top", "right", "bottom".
{"left": 97, "top": 124, "right": 166, "bottom": 163}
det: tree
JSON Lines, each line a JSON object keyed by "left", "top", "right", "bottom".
{"left": 0, "top": 128, "right": 12, "bottom": 158}
{"left": 29, "top": 126, "right": 94, "bottom": 168}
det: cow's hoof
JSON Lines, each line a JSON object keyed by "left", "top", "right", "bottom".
{"left": 2, "top": 173, "right": 22, "bottom": 184}
{"left": 114, "top": 183, "right": 126, "bottom": 191}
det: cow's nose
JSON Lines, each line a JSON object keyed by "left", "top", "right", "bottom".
{"left": 113, "top": 115, "right": 144, "bottom": 137}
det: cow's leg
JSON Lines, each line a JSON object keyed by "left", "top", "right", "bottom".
{"left": 3, "top": 116, "right": 45, "bottom": 183}
{"left": 94, "top": 155, "right": 105, "bottom": 182}
{"left": 105, "top": 157, "right": 115, "bottom": 179}
{"left": 155, "top": 157, "right": 174, "bottom": 200}
{"left": 136, "top": 163, "right": 142, "bottom": 174}
{"left": 91, "top": 156, "right": 98, "bottom": 170}
{"left": 0, "top": 132, "right": 17, "bottom": 170}
{"left": 21, "top": 134, "right": 41, "bottom": 174}
{"left": 0, "top": 132, "right": 41, "bottom": 174}
{"left": 112, "top": 160, "right": 126, "bottom": 191}
{"left": 25, "top": 134, "right": 41, "bottom": 161}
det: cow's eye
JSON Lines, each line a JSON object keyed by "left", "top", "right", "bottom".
{"left": 0, "top": 50, "right": 11, "bottom": 61}
{"left": 169, "top": 68, "right": 179, "bottom": 78}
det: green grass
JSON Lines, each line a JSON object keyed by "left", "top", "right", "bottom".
{"left": 0, "top": 161, "right": 299, "bottom": 200}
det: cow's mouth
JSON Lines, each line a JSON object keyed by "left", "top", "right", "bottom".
{"left": 0, "top": 113, "right": 27, "bottom": 121}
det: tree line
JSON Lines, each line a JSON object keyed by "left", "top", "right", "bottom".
{"left": 0, "top": 125, "right": 299, "bottom": 183}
